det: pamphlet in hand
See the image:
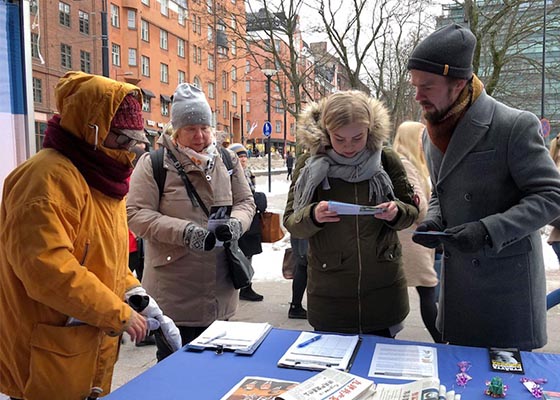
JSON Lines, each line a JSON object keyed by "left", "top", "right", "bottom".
{"left": 187, "top": 320, "right": 272, "bottom": 355}
{"left": 412, "top": 231, "right": 452, "bottom": 237}
{"left": 276, "top": 368, "right": 375, "bottom": 400}
{"left": 327, "top": 200, "right": 387, "bottom": 215}
{"left": 219, "top": 376, "right": 299, "bottom": 400}
{"left": 207, "top": 205, "right": 232, "bottom": 247}
{"left": 489, "top": 347, "right": 524, "bottom": 374}
{"left": 277, "top": 332, "right": 360, "bottom": 372}
{"left": 368, "top": 343, "right": 438, "bottom": 380}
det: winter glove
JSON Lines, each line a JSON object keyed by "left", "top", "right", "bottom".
{"left": 412, "top": 220, "right": 446, "bottom": 249}
{"left": 214, "top": 218, "right": 243, "bottom": 242}
{"left": 125, "top": 287, "right": 182, "bottom": 352}
{"left": 442, "top": 221, "right": 492, "bottom": 253}
{"left": 184, "top": 223, "right": 216, "bottom": 251}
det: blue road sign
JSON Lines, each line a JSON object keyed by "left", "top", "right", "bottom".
{"left": 263, "top": 121, "right": 272, "bottom": 137}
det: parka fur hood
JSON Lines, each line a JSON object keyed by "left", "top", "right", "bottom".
{"left": 296, "top": 93, "right": 392, "bottom": 155}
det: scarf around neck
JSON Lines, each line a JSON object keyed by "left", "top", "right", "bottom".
{"left": 293, "top": 148, "right": 394, "bottom": 211}
{"left": 42, "top": 115, "right": 132, "bottom": 199}
{"left": 176, "top": 140, "right": 219, "bottom": 177}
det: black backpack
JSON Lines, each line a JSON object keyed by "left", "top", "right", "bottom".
{"left": 149, "top": 146, "right": 233, "bottom": 200}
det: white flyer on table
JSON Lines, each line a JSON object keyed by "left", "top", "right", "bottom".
{"left": 368, "top": 343, "right": 438, "bottom": 380}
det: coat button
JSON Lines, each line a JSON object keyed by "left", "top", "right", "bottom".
{"left": 322, "top": 263, "right": 327, "bottom": 269}
{"left": 167, "top": 256, "right": 172, "bottom": 261}
{"left": 472, "top": 258, "right": 480, "bottom": 267}
{"left": 444, "top": 251, "right": 451, "bottom": 258}
{"left": 464, "top": 193, "right": 472, "bottom": 201}
{"left": 388, "top": 253, "right": 394, "bottom": 260}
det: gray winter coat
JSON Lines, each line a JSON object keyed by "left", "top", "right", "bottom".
{"left": 127, "top": 134, "right": 255, "bottom": 327}
{"left": 424, "top": 90, "right": 560, "bottom": 349}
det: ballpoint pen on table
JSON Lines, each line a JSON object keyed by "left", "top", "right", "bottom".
{"left": 297, "top": 334, "right": 322, "bottom": 348}
{"left": 201, "top": 331, "right": 227, "bottom": 344}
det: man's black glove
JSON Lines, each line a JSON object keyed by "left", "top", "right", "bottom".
{"left": 442, "top": 221, "right": 491, "bottom": 253}
{"left": 214, "top": 218, "right": 243, "bottom": 242}
{"left": 412, "top": 220, "right": 445, "bottom": 249}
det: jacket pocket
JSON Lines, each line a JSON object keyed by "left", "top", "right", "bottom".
{"left": 25, "top": 324, "right": 101, "bottom": 400}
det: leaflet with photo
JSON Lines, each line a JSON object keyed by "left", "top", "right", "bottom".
{"left": 372, "top": 378, "right": 459, "bottom": 400}
{"left": 327, "top": 201, "right": 387, "bottom": 215}
{"left": 489, "top": 347, "right": 524, "bottom": 374}
{"left": 220, "top": 376, "right": 299, "bottom": 400}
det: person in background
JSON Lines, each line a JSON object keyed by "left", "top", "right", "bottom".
{"left": 392, "top": 121, "right": 442, "bottom": 343}
{"left": 229, "top": 142, "right": 266, "bottom": 302}
{"left": 546, "top": 136, "right": 560, "bottom": 310}
{"left": 283, "top": 90, "right": 418, "bottom": 337}
{"left": 288, "top": 236, "right": 308, "bottom": 319}
{"left": 409, "top": 23, "right": 560, "bottom": 349}
{"left": 0, "top": 71, "right": 180, "bottom": 400}
{"left": 127, "top": 83, "right": 255, "bottom": 361}
{"left": 286, "top": 151, "right": 295, "bottom": 180}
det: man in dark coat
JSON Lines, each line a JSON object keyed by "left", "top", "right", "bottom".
{"left": 286, "top": 151, "right": 295, "bottom": 180}
{"left": 409, "top": 24, "right": 560, "bottom": 350}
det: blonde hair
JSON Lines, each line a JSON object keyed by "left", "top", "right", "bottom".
{"left": 393, "top": 121, "right": 431, "bottom": 197}
{"left": 321, "top": 91, "right": 371, "bottom": 133}
{"left": 550, "top": 135, "right": 560, "bottom": 168}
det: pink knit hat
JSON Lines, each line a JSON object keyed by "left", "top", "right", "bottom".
{"left": 111, "top": 95, "right": 144, "bottom": 130}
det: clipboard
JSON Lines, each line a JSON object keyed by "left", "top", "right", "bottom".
{"left": 277, "top": 332, "right": 361, "bottom": 372}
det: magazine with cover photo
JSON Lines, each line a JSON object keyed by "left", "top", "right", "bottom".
{"left": 489, "top": 347, "right": 524, "bottom": 374}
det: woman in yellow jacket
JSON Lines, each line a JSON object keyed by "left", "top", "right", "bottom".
{"left": 0, "top": 72, "right": 180, "bottom": 400}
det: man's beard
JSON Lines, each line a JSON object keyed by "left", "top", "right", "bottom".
{"left": 423, "top": 104, "right": 452, "bottom": 124}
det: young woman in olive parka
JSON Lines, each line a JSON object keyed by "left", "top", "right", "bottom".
{"left": 283, "top": 90, "right": 418, "bottom": 337}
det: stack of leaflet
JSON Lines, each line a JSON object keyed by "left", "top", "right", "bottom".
{"left": 187, "top": 320, "right": 272, "bottom": 355}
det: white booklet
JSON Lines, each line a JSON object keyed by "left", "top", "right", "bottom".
{"left": 277, "top": 332, "right": 360, "bottom": 371}
{"left": 276, "top": 368, "right": 375, "bottom": 400}
{"left": 372, "top": 378, "right": 460, "bottom": 400}
{"left": 327, "top": 200, "right": 387, "bottom": 215}
{"left": 368, "top": 343, "right": 438, "bottom": 380}
{"left": 187, "top": 320, "right": 272, "bottom": 355}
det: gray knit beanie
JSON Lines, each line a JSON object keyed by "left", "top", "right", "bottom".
{"left": 171, "top": 83, "right": 212, "bottom": 129}
{"left": 407, "top": 23, "right": 476, "bottom": 79}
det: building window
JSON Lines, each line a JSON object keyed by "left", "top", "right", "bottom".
{"left": 31, "top": 33, "right": 39, "bottom": 58}
{"left": 160, "top": 63, "right": 168, "bottom": 83}
{"left": 178, "top": 8, "right": 186, "bottom": 26}
{"left": 245, "top": 60, "right": 250, "bottom": 73}
{"left": 177, "top": 38, "right": 185, "bottom": 58}
{"left": 80, "top": 50, "right": 91, "bottom": 73}
{"left": 112, "top": 43, "right": 121, "bottom": 66}
{"left": 141, "top": 55, "right": 150, "bottom": 76}
{"left": 208, "top": 82, "right": 215, "bottom": 99}
{"left": 231, "top": 66, "right": 237, "bottom": 81}
{"left": 127, "top": 10, "right": 136, "bottom": 29}
{"left": 275, "top": 100, "right": 283, "bottom": 113}
{"left": 79, "top": 10, "right": 89, "bottom": 34}
{"left": 222, "top": 100, "right": 228, "bottom": 119}
{"left": 192, "top": 14, "right": 197, "bottom": 33}
{"left": 59, "top": 2, "right": 70, "bottom": 27}
{"left": 60, "top": 43, "right": 72, "bottom": 69}
{"left": 221, "top": 71, "right": 227, "bottom": 90}
{"left": 197, "top": 47, "right": 202, "bottom": 64}
{"left": 142, "top": 97, "right": 151, "bottom": 112}
{"left": 178, "top": 70, "right": 186, "bottom": 84}
{"left": 128, "top": 48, "right": 137, "bottom": 66}
{"left": 231, "top": 15, "right": 236, "bottom": 29}
{"left": 32, "top": 77, "right": 42, "bottom": 103}
{"left": 160, "top": 0, "right": 168, "bottom": 16}
{"left": 141, "top": 20, "right": 149, "bottom": 41}
{"left": 110, "top": 4, "right": 120, "bottom": 27}
{"left": 161, "top": 98, "right": 170, "bottom": 116}
{"left": 245, "top": 81, "right": 250, "bottom": 93}
{"left": 276, "top": 121, "right": 281, "bottom": 133}
{"left": 246, "top": 100, "right": 250, "bottom": 113}
{"left": 35, "top": 121, "right": 47, "bottom": 150}
{"left": 160, "top": 29, "right": 168, "bottom": 50}
{"left": 141, "top": 0, "right": 149, "bottom": 5}
{"left": 207, "top": 53, "right": 214, "bottom": 71}
{"left": 207, "top": 25, "right": 213, "bottom": 42}
{"left": 193, "top": 76, "right": 201, "bottom": 88}
{"left": 232, "top": 91, "right": 237, "bottom": 107}
{"left": 207, "top": 0, "right": 212, "bottom": 13}
{"left": 290, "top": 123, "right": 295, "bottom": 134}
{"left": 231, "top": 40, "right": 236, "bottom": 56}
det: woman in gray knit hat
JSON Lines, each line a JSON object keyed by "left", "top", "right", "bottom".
{"left": 127, "top": 83, "right": 255, "bottom": 361}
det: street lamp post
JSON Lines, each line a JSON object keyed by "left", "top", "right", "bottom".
{"left": 541, "top": 0, "right": 547, "bottom": 119}
{"left": 101, "top": 0, "right": 109, "bottom": 77}
{"left": 262, "top": 68, "right": 277, "bottom": 193}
